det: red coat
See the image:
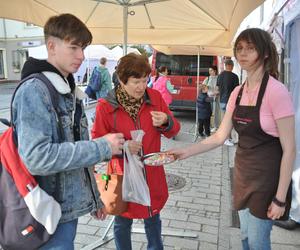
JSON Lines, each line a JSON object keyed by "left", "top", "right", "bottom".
{"left": 91, "top": 88, "right": 180, "bottom": 218}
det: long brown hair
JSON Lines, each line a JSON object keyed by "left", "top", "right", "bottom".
{"left": 234, "top": 28, "right": 279, "bottom": 79}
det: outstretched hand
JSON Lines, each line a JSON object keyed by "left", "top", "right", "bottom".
{"left": 167, "top": 147, "right": 189, "bottom": 160}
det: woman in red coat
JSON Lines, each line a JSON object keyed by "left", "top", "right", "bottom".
{"left": 91, "top": 53, "right": 180, "bottom": 250}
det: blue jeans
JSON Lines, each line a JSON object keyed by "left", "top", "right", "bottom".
{"left": 238, "top": 209, "right": 273, "bottom": 250}
{"left": 39, "top": 219, "right": 78, "bottom": 250}
{"left": 114, "top": 214, "right": 163, "bottom": 250}
{"left": 220, "top": 102, "right": 227, "bottom": 112}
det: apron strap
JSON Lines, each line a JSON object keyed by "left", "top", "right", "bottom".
{"left": 235, "top": 72, "right": 269, "bottom": 108}
{"left": 255, "top": 72, "right": 269, "bottom": 111}
{"left": 235, "top": 83, "right": 245, "bottom": 105}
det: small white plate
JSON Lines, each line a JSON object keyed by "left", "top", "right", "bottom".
{"left": 142, "top": 152, "right": 176, "bottom": 166}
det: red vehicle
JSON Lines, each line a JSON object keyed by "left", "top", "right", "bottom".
{"left": 151, "top": 50, "right": 218, "bottom": 111}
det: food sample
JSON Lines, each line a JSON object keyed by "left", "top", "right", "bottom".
{"left": 143, "top": 152, "right": 176, "bottom": 166}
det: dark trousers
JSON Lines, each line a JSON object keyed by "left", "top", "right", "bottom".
{"left": 114, "top": 214, "right": 163, "bottom": 250}
{"left": 198, "top": 118, "right": 211, "bottom": 136}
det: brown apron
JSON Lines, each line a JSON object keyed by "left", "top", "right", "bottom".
{"left": 232, "top": 73, "right": 291, "bottom": 220}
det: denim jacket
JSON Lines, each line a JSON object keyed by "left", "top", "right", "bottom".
{"left": 12, "top": 71, "right": 112, "bottom": 223}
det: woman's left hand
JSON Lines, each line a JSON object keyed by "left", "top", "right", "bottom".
{"left": 267, "top": 202, "right": 285, "bottom": 220}
{"left": 128, "top": 140, "right": 142, "bottom": 155}
{"left": 150, "top": 111, "right": 168, "bottom": 127}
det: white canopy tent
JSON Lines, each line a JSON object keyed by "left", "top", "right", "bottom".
{"left": 0, "top": 0, "right": 264, "bottom": 54}
{"left": 84, "top": 44, "right": 113, "bottom": 59}
{"left": 110, "top": 46, "right": 141, "bottom": 60}
{"left": 152, "top": 45, "right": 233, "bottom": 57}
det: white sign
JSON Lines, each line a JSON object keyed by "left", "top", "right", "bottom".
{"left": 21, "top": 41, "right": 42, "bottom": 47}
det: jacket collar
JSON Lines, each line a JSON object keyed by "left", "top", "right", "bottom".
{"left": 42, "top": 71, "right": 87, "bottom": 100}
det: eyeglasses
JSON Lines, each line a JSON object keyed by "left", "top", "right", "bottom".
{"left": 235, "top": 46, "right": 256, "bottom": 54}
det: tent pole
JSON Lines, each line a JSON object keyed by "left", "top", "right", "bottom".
{"left": 194, "top": 48, "right": 200, "bottom": 142}
{"left": 123, "top": 5, "right": 128, "bottom": 55}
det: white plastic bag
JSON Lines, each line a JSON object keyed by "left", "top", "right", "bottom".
{"left": 122, "top": 130, "right": 151, "bottom": 206}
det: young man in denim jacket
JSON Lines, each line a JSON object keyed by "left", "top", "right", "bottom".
{"left": 12, "top": 13, "right": 125, "bottom": 249}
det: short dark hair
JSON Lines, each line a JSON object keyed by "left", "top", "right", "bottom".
{"left": 225, "top": 59, "right": 234, "bottom": 66}
{"left": 116, "top": 53, "right": 151, "bottom": 84}
{"left": 234, "top": 28, "right": 279, "bottom": 79}
{"left": 100, "top": 57, "right": 107, "bottom": 65}
{"left": 44, "top": 13, "right": 92, "bottom": 47}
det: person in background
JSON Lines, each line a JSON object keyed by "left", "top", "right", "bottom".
{"left": 152, "top": 66, "right": 176, "bottom": 106}
{"left": 82, "top": 68, "right": 88, "bottom": 84}
{"left": 91, "top": 53, "right": 180, "bottom": 250}
{"left": 14, "top": 13, "right": 125, "bottom": 249}
{"left": 112, "top": 65, "right": 119, "bottom": 88}
{"left": 197, "top": 84, "right": 213, "bottom": 137}
{"left": 217, "top": 59, "right": 239, "bottom": 146}
{"left": 95, "top": 57, "right": 112, "bottom": 99}
{"left": 169, "top": 28, "right": 295, "bottom": 250}
{"left": 203, "top": 65, "right": 220, "bottom": 132}
{"left": 147, "top": 68, "right": 158, "bottom": 88}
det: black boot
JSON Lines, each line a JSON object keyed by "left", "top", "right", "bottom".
{"left": 274, "top": 219, "right": 299, "bottom": 230}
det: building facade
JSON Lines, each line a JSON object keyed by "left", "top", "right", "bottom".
{"left": 0, "top": 18, "right": 44, "bottom": 81}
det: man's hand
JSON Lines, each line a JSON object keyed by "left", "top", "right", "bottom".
{"left": 92, "top": 207, "right": 107, "bottom": 220}
{"left": 102, "top": 133, "right": 125, "bottom": 155}
{"left": 150, "top": 111, "right": 168, "bottom": 127}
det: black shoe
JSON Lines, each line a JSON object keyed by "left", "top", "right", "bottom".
{"left": 274, "top": 219, "right": 299, "bottom": 230}
{"left": 199, "top": 133, "right": 205, "bottom": 138}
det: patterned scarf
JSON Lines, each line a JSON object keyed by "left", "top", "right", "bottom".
{"left": 115, "top": 85, "right": 143, "bottom": 121}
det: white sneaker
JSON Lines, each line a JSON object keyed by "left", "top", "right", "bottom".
{"left": 224, "top": 139, "right": 234, "bottom": 146}
{"left": 211, "top": 127, "right": 217, "bottom": 132}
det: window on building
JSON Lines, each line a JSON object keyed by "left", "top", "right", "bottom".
{"left": 0, "top": 50, "right": 5, "bottom": 79}
{"left": 25, "top": 23, "right": 37, "bottom": 28}
{"left": 12, "top": 50, "right": 22, "bottom": 73}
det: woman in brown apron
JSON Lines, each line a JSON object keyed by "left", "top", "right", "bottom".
{"left": 170, "top": 28, "right": 295, "bottom": 250}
